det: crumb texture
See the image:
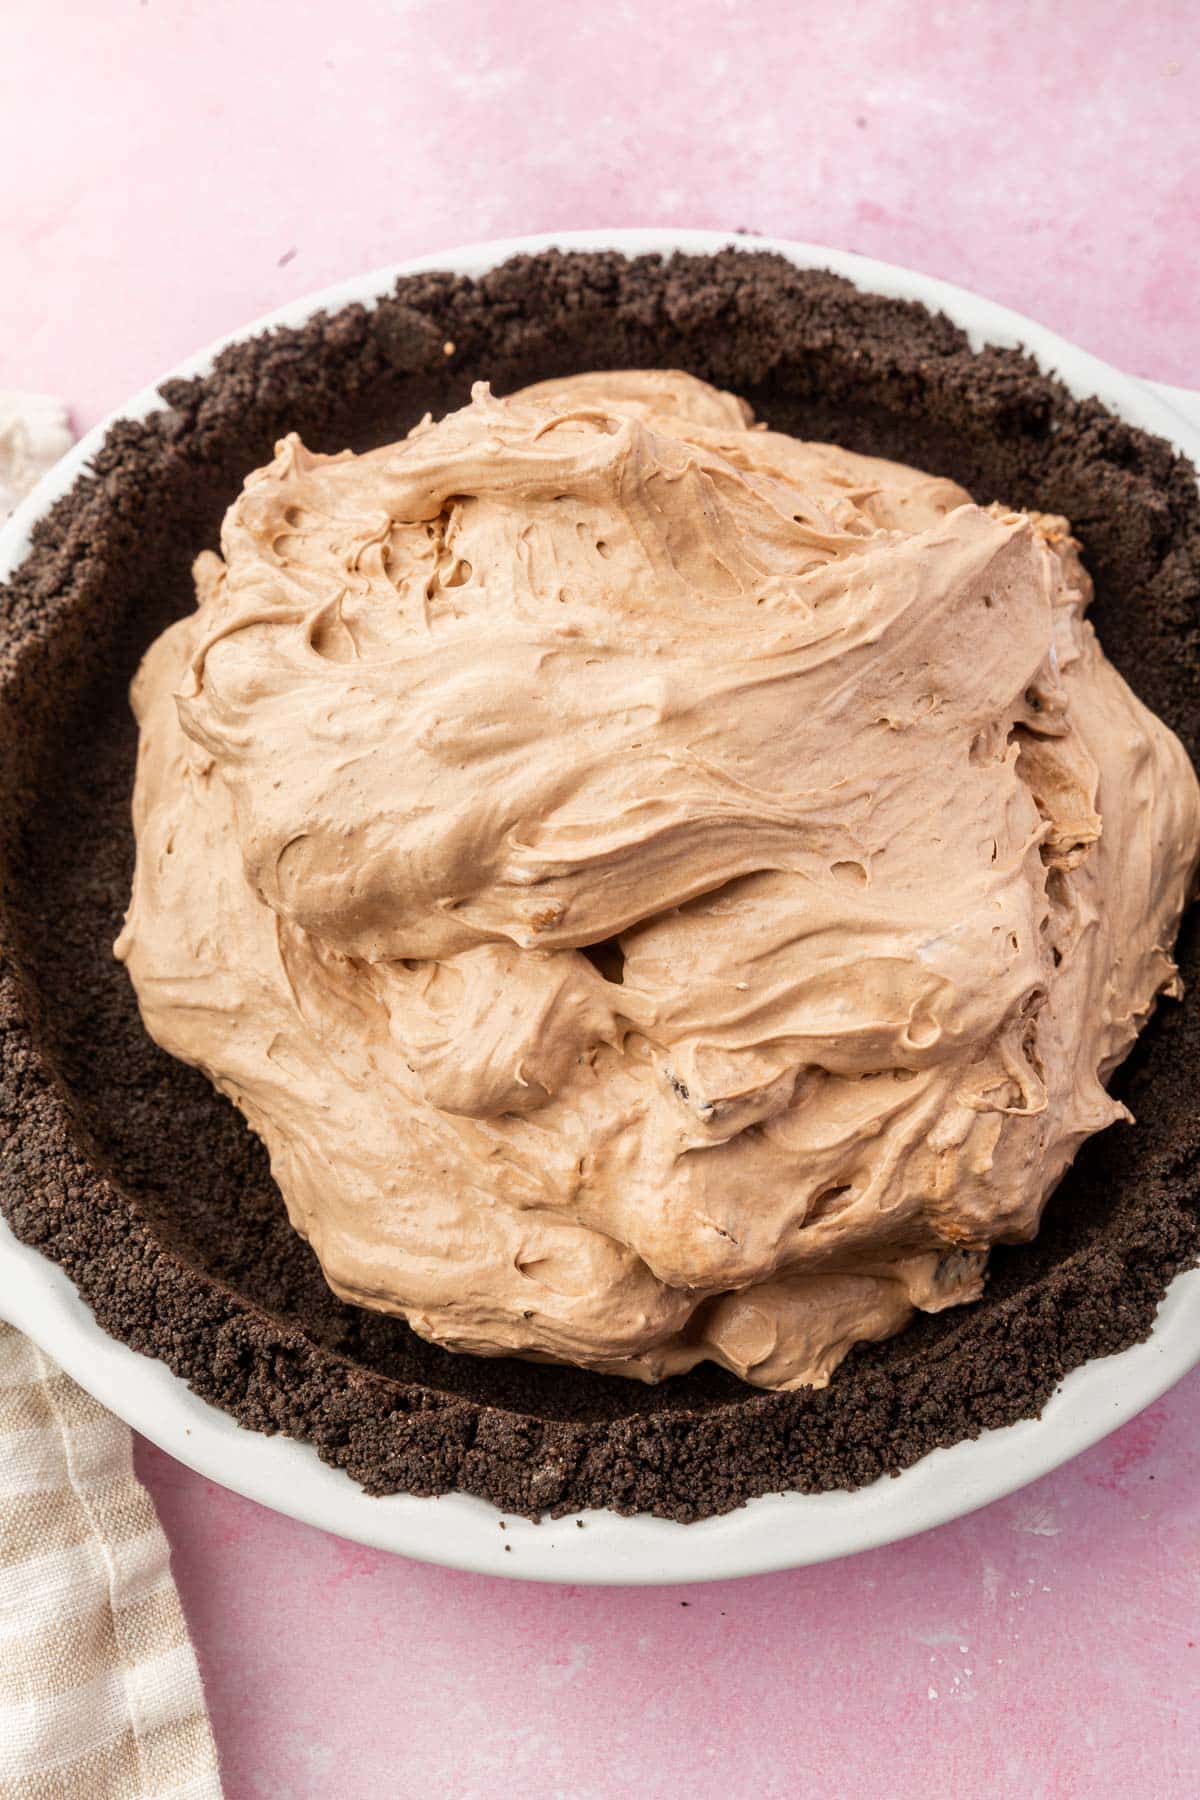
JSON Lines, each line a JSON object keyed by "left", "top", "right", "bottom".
{"left": 2, "top": 249, "right": 1199, "bottom": 1520}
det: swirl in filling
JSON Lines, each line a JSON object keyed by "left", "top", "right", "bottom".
{"left": 116, "top": 370, "right": 1200, "bottom": 1388}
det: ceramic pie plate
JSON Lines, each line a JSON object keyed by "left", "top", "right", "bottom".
{"left": 2, "top": 228, "right": 1198, "bottom": 1585}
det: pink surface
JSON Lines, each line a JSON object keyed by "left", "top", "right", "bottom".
{"left": 135, "top": 1408, "right": 1200, "bottom": 1798}
{"left": 5, "top": 2, "right": 1199, "bottom": 1793}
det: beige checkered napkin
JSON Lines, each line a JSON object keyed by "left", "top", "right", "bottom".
{"left": 0, "top": 1325, "right": 222, "bottom": 1799}
{"left": 0, "top": 392, "right": 73, "bottom": 517}
{"left": 0, "top": 393, "right": 221, "bottom": 1797}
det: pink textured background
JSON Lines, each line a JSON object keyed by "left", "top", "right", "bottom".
{"left": 5, "top": 3, "right": 1199, "bottom": 1794}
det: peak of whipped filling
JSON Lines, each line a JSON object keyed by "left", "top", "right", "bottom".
{"left": 116, "top": 370, "right": 1200, "bottom": 1390}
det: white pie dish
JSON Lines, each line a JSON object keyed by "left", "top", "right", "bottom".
{"left": 1, "top": 227, "right": 1198, "bottom": 1585}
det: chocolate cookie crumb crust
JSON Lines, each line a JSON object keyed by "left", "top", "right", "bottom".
{"left": 2, "top": 250, "right": 1198, "bottom": 1522}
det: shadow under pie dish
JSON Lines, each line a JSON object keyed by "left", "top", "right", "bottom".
{"left": 2, "top": 243, "right": 1199, "bottom": 1525}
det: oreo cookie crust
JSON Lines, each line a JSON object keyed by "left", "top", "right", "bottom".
{"left": 1, "top": 249, "right": 1198, "bottom": 1523}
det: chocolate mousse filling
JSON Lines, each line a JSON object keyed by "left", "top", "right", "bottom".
{"left": 2, "top": 248, "right": 1198, "bottom": 1521}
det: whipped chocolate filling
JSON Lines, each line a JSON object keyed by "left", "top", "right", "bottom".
{"left": 115, "top": 369, "right": 1200, "bottom": 1392}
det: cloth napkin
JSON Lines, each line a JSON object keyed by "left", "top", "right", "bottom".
{"left": 0, "top": 396, "right": 222, "bottom": 1800}
{"left": 0, "top": 393, "right": 74, "bottom": 518}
